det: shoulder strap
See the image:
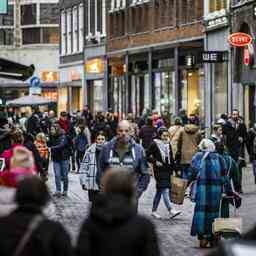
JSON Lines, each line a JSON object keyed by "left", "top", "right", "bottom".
{"left": 13, "top": 215, "right": 44, "bottom": 256}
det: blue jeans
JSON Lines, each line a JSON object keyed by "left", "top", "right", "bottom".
{"left": 152, "top": 188, "right": 172, "bottom": 212}
{"left": 53, "top": 160, "right": 69, "bottom": 192}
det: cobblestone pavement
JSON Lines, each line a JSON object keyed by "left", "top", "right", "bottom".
{"left": 48, "top": 165, "right": 256, "bottom": 256}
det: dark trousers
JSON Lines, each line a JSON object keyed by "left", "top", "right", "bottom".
{"left": 88, "top": 190, "right": 99, "bottom": 202}
{"left": 76, "top": 150, "right": 85, "bottom": 172}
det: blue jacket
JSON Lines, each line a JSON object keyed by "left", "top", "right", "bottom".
{"left": 75, "top": 133, "right": 88, "bottom": 152}
{"left": 98, "top": 137, "right": 150, "bottom": 196}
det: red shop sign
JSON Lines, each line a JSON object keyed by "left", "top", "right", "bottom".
{"left": 228, "top": 32, "right": 253, "bottom": 47}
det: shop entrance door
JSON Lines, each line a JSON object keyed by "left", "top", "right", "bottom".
{"left": 187, "top": 70, "right": 200, "bottom": 116}
{"left": 244, "top": 85, "right": 256, "bottom": 128}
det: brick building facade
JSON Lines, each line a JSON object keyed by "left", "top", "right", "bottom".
{"left": 106, "top": 0, "right": 205, "bottom": 121}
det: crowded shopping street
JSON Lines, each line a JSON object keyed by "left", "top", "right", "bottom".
{"left": 1, "top": 0, "right": 256, "bottom": 255}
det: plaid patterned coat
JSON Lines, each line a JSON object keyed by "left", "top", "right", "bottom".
{"left": 189, "top": 151, "right": 227, "bottom": 238}
{"left": 79, "top": 144, "right": 99, "bottom": 191}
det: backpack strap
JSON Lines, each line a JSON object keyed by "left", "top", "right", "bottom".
{"left": 13, "top": 215, "right": 44, "bottom": 256}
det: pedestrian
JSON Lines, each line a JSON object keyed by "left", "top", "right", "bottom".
{"left": 0, "top": 176, "right": 73, "bottom": 256}
{"left": 127, "top": 113, "right": 139, "bottom": 141}
{"left": 0, "top": 112, "right": 11, "bottom": 155}
{"left": 0, "top": 145, "right": 36, "bottom": 188}
{"left": 79, "top": 131, "right": 106, "bottom": 202}
{"left": 34, "top": 133, "right": 49, "bottom": 181}
{"left": 98, "top": 120, "right": 150, "bottom": 201}
{"left": 146, "top": 128, "right": 181, "bottom": 219}
{"left": 210, "top": 124, "right": 225, "bottom": 154}
{"left": 189, "top": 139, "right": 227, "bottom": 248}
{"left": 76, "top": 169, "right": 160, "bottom": 256}
{"left": 0, "top": 128, "right": 25, "bottom": 172}
{"left": 222, "top": 109, "right": 248, "bottom": 193}
{"left": 168, "top": 117, "right": 183, "bottom": 157}
{"left": 48, "top": 124, "right": 70, "bottom": 197}
{"left": 26, "top": 107, "right": 42, "bottom": 136}
{"left": 139, "top": 117, "right": 157, "bottom": 150}
{"left": 247, "top": 123, "right": 256, "bottom": 184}
{"left": 23, "top": 133, "right": 45, "bottom": 177}
{"left": 74, "top": 125, "right": 89, "bottom": 173}
{"left": 176, "top": 115, "right": 202, "bottom": 179}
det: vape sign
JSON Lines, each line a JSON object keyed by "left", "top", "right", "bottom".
{"left": 228, "top": 33, "right": 252, "bottom": 47}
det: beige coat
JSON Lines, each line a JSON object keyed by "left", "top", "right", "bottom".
{"left": 177, "top": 124, "right": 201, "bottom": 164}
{"left": 168, "top": 125, "right": 183, "bottom": 156}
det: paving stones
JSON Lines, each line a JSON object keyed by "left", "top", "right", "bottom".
{"left": 48, "top": 166, "right": 256, "bottom": 255}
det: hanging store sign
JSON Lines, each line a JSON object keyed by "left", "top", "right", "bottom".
{"left": 243, "top": 44, "right": 254, "bottom": 66}
{"left": 202, "top": 51, "right": 228, "bottom": 63}
{"left": 228, "top": 33, "right": 253, "bottom": 47}
{"left": 41, "top": 71, "right": 59, "bottom": 82}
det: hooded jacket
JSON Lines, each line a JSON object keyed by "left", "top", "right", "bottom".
{"left": 177, "top": 124, "right": 201, "bottom": 164}
{"left": 98, "top": 137, "right": 150, "bottom": 196}
{"left": 76, "top": 194, "right": 160, "bottom": 256}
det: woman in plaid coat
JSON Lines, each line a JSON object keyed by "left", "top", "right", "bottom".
{"left": 189, "top": 139, "right": 227, "bottom": 248}
{"left": 79, "top": 131, "right": 106, "bottom": 202}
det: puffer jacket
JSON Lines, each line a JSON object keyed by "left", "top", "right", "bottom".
{"left": 176, "top": 124, "right": 201, "bottom": 164}
{"left": 76, "top": 194, "right": 160, "bottom": 256}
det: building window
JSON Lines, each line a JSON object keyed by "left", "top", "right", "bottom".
{"left": 61, "top": 10, "right": 66, "bottom": 55}
{"left": 0, "top": 4, "right": 14, "bottom": 26}
{"left": 67, "top": 9, "right": 72, "bottom": 54}
{"left": 209, "top": 0, "right": 228, "bottom": 12}
{"left": 0, "top": 29, "right": 14, "bottom": 45}
{"left": 42, "top": 27, "right": 59, "bottom": 44}
{"left": 73, "top": 7, "right": 78, "bottom": 53}
{"left": 78, "top": 4, "right": 84, "bottom": 52}
{"left": 40, "top": 3, "right": 59, "bottom": 24}
{"left": 22, "top": 28, "right": 40, "bottom": 44}
{"left": 22, "top": 27, "right": 59, "bottom": 45}
{"left": 21, "top": 4, "right": 37, "bottom": 25}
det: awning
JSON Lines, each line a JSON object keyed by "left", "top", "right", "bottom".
{"left": 6, "top": 95, "right": 56, "bottom": 107}
{"left": 0, "top": 58, "right": 35, "bottom": 81}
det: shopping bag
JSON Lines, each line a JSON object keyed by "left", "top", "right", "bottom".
{"left": 213, "top": 217, "right": 242, "bottom": 235}
{"left": 170, "top": 176, "right": 188, "bottom": 205}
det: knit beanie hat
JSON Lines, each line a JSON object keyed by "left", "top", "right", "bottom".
{"left": 10, "top": 146, "right": 34, "bottom": 170}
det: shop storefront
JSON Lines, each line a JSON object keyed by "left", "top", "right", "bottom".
{"left": 107, "top": 42, "right": 205, "bottom": 120}
{"left": 232, "top": 2, "right": 256, "bottom": 128}
{"left": 85, "top": 57, "right": 107, "bottom": 113}
{"left": 203, "top": 8, "right": 231, "bottom": 130}
{"left": 59, "top": 65, "right": 83, "bottom": 114}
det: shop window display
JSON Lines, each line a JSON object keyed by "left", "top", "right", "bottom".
{"left": 214, "top": 62, "right": 228, "bottom": 120}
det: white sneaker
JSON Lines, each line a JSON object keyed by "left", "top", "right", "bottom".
{"left": 169, "top": 209, "right": 181, "bottom": 219}
{"left": 151, "top": 211, "right": 161, "bottom": 219}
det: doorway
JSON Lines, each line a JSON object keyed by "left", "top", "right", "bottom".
{"left": 244, "top": 85, "right": 256, "bottom": 128}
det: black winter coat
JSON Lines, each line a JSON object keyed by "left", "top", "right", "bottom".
{"left": 48, "top": 131, "right": 70, "bottom": 161}
{"left": 222, "top": 120, "right": 247, "bottom": 161}
{"left": 0, "top": 205, "right": 73, "bottom": 256}
{"left": 146, "top": 141, "right": 174, "bottom": 189}
{"left": 76, "top": 194, "right": 160, "bottom": 256}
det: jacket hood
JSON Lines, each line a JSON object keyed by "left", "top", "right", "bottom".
{"left": 109, "top": 137, "right": 136, "bottom": 149}
{"left": 90, "top": 194, "right": 136, "bottom": 225}
{"left": 184, "top": 124, "right": 199, "bottom": 134}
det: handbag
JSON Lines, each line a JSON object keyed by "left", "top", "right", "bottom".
{"left": 213, "top": 158, "right": 242, "bottom": 235}
{"left": 13, "top": 214, "right": 44, "bottom": 256}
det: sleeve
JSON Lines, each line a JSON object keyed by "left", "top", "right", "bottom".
{"left": 137, "top": 146, "right": 150, "bottom": 195}
{"left": 79, "top": 150, "right": 90, "bottom": 187}
{"left": 50, "top": 135, "right": 68, "bottom": 150}
{"left": 76, "top": 221, "right": 91, "bottom": 256}
{"left": 141, "top": 220, "right": 161, "bottom": 256}
{"left": 188, "top": 154, "right": 200, "bottom": 182}
{"left": 85, "top": 128, "right": 91, "bottom": 145}
{"left": 96, "top": 144, "right": 109, "bottom": 187}
{"left": 145, "top": 142, "right": 156, "bottom": 164}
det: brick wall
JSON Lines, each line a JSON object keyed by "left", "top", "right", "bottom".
{"left": 107, "top": 0, "right": 204, "bottom": 52}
